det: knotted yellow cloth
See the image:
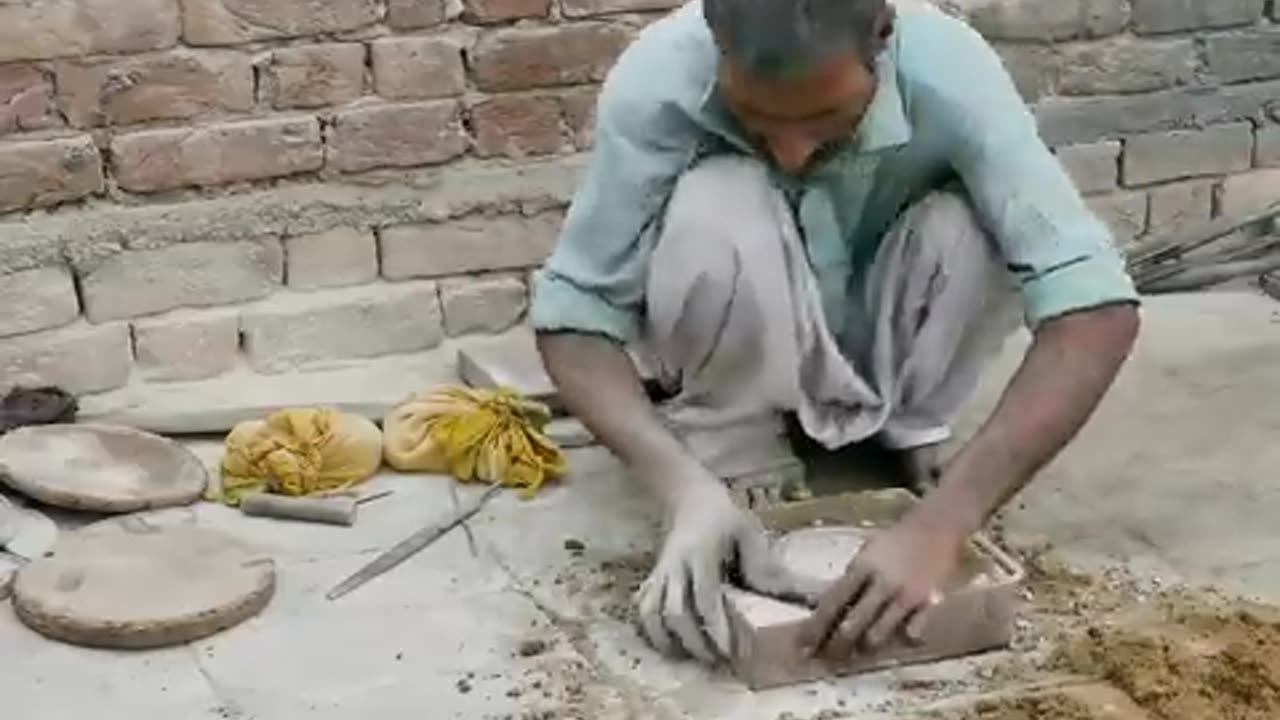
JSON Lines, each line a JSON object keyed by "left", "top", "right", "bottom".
{"left": 216, "top": 407, "right": 383, "bottom": 505}
{"left": 383, "top": 386, "right": 566, "bottom": 497}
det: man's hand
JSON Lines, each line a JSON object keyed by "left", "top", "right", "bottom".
{"left": 797, "top": 303, "right": 1140, "bottom": 663}
{"left": 635, "top": 474, "right": 822, "bottom": 664}
{"left": 795, "top": 507, "right": 968, "bottom": 660}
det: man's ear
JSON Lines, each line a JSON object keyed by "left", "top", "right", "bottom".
{"left": 873, "top": 5, "right": 897, "bottom": 54}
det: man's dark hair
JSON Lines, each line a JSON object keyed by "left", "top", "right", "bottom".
{"left": 702, "top": 0, "right": 890, "bottom": 77}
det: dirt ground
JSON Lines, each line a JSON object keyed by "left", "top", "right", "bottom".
{"left": 923, "top": 547, "right": 1280, "bottom": 720}
{"left": 494, "top": 532, "right": 1280, "bottom": 719}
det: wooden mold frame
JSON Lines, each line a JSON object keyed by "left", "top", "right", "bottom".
{"left": 727, "top": 488, "right": 1026, "bottom": 690}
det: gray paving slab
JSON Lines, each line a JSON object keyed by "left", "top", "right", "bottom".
{"left": 956, "top": 291, "right": 1280, "bottom": 601}
{"left": 3, "top": 291, "right": 1278, "bottom": 718}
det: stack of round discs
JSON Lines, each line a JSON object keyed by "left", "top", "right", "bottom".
{"left": 12, "top": 512, "right": 276, "bottom": 648}
{"left": 0, "top": 424, "right": 208, "bottom": 513}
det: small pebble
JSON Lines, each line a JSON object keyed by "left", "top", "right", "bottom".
{"left": 518, "top": 639, "right": 548, "bottom": 657}
{"left": 456, "top": 678, "right": 473, "bottom": 694}
{"left": 564, "top": 538, "right": 586, "bottom": 552}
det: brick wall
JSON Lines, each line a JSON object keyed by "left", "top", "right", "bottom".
{"left": 0, "top": 0, "right": 1278, "bottom": 398}
{"left": 0, "top": 0, "right": 657, "bottom": 395}
{"left": 971, "top": 0, "right": 1280, "bottom": 244}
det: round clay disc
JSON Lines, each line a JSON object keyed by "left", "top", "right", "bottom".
{"left": 12, "top": 514, "right": 274, "bottom": 649}
{"left": 0, "top": 424, "right": 208, "bottom": 513}
{"left": 0, "top": 494, "right": 58, "bottom": 560}
{"left": 776, "top": 526, "right": 866, "bottom": 585}
{"left": 0, "top": 554, "right": 18, "bottom": 601}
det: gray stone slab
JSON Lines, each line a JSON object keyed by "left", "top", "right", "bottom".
{"left": 0, "top": 493, "right": 57, "bottom": 560}
{"left": 4, "top": 292, "right": 1279, "bottom": 717}
{"left": 457, "top": 327, "right": 662, "bottom": 413}
{"left": 0, "top": 424, "right": 207, "bottom": 513}
{"left": 78, "top": 346, "right": 458, "bottom": 434}
{"left": 954, "top": 291, "right": 1280, "bottom": 602}
{"left": 545, "top": 416, "right": 596, "bottom": 448}
{"left": 0, "top": 553, "right": 18, "bottom": 600}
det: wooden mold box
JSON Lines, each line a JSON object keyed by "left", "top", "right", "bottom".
{"left": 727, "top": 488, "right": 1026, "bottom": 690}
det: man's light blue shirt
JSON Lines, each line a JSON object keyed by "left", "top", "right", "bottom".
{"left": 529, "top": 1, "right": 1138, "bottom": 344}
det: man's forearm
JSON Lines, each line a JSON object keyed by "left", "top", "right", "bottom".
{"left": 918, "top": 302, "right": 1141, "bottom": 533}
{"left": 536, "top": 331, "right": 714, "bottom": 508}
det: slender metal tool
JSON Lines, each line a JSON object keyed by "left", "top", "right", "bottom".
{"left": 326, "top": 484, "right": 503, "bottom": 601}
{"left": 355, "top": 489, "right": 395, "bottom": 506}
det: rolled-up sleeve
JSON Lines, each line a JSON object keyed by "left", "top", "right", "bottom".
{"left": 936, "top": 21, "right": 1139, "bottom": 328}
{"left": 529, "top": 61, "right": 699, "bottom": 344}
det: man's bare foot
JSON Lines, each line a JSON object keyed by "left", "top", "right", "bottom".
{"left": 899, "top": 444, "right": 943, "bottom": 497}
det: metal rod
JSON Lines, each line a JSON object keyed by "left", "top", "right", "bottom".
{"left": 326, "top": 484, "right": 502, "bottom": 601}
{"left": 355, "top": 490, "right": 395, "bottom": 506}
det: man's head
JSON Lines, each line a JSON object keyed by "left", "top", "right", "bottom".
{"left": 703, "top": 0, "right": 894, "bottom": 174}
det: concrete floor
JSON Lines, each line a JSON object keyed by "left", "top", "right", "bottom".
{"left": 3, "top": 291, "right": 1278, "bottom": 719}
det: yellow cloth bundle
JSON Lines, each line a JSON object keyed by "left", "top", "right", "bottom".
{"left": 216, "top": 407, "right": 383, "bottom": 505}
{"left": 383, "top": 386, "right": 566, "bottom": 497}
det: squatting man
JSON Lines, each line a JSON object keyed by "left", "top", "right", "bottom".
{"left": 529, "top": 0, "right": 1140, "bottom": 664}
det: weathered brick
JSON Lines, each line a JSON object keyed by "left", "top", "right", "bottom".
{"left": 0, "top": 0, "right": 179, "bottom": 63}
{"left": 1036, "top": 80, "right": 1280, "bottom": 146}
{"left": 285, "top": 227, "right": 378, "bottom": 290}
{"left": 371, "top": 37, "right": 465, "bottom": 100}
{"left": 1122, "top": 123, "right": 1254, "bottom": 186}
{"left": 1055, "top": 141, "right": 1120, "bottom": 194}
{"left": 181, "top": 0, "right": 379, "bottom": 45}
{"left": 387, "top": 0, "right": 448, "bottom": 29}
{"left": 0, "top": 322, "right": 131, "bottom": 395}
{"left": 1086, "top": 191, "right": 1148, "bottom": 246}
{"left": 1057, "top": 37, "right": 1196, "bottom": 96}
{"left": 441, "top": 275, "right": 527, "bottom": 336}
{"left": 463, "top": 0, "right": 551, "bottom": 23}
{"left": 380, "top": 212, "right": 561, "bottom": 279}
{"left": 0, "top": 267, "right": 79, "bottom": 338}
{"left": 55, "top": 50, "right": 253, "bottom": 128}
{"left": 1148, "top": 180, "right": 1213, "bottom": 235}
{"left": 470, "top": 95, "right": 567, "bottom": 158}
{"left": 993, "top": 44, "right": 1057, "bottom": 103}
{"left": 82, "top": 239, "right": 283, "bottom": 322}
{"left": 327, "top": 101, "right": 467, "bottom": 173}
{"left": 0, "top": 136, "right": 103, "bottom": 213}
{"left": 132, "top": 308, "right": 240, "bottom": 382}
{"left": 1257, "top": 126, "right": 1280, "bottom": 168}
{"left": 562, "top": 0, "right": 683, "bottom": 18}
{"left": 111, "top": 116, "right": 323, "bottom": 192}
{"left": 1206, "top": 29, "right": 1280, "bottom": 85}
{"left": 241, "top": 282, "right": 443, "bottom": 374}
{"left": 0, "top": 64, "right": 59, "bottom": 135}
{"left": 560, "top": 86, "right": 598, "bottom": 149}
{"left": 968, "top": 0, "right": 1128, "bottom": 41}
{"left": 265, "top": 44, "right": 365, "bottom": 110}
{"left": 471, "top": 25, "right": 632, "bottom": 92}
{"left": 1218, "top": 170, "right": 1280, "bottom": 216}
{"left": 1131, "top": 0, "right": 1265, "bottom": 34}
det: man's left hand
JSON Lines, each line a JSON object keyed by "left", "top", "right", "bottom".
{"left": 795, "top": 507, "right": 970, "bottom": 660}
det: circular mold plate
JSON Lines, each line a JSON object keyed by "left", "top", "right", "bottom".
{"left": 12, "top": 515, "right": 274, "bottom": 649}
{"left": 775, "top": 525, "right": 867, "bottom": 586}
{"left": 0, "top": 424, "right": 208, "bottom": 513}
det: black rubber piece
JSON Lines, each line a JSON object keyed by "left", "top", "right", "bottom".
{"left": 0, "top": 386, "right": 78, "bottom": 435}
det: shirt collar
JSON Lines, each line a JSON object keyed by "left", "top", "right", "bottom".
{"left": 855, "top": 52, "right": 912, "bottom": 153}
{"left": 696, "top": 47, "right": 913, "bottom": 156}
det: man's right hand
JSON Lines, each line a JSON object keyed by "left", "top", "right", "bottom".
{"left": 534, "top": 333, "right": 822, "bottom": 664}
{"left": 633, "top": 465, "right": 824, "bottom": 664}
